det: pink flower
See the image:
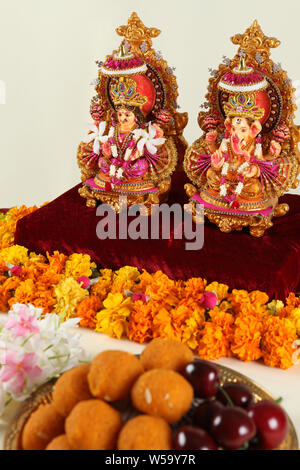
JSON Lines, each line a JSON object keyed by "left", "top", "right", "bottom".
{"left": 6, "top": 306, "right": 39, "bottom": 337}
{"left": 77, "top": 276, "right": 90, "bottom": 289}
{"left": 199, "top": 291, "right": 218, "bottom": 309}
{"left": 131, "top": 292, "right": 150, "bottom": 303}
{"left": 0, "top": 351, "right": 42, "bottom": 394}
{"left": 10, "top": 265, "right": 22, "bottom": 277}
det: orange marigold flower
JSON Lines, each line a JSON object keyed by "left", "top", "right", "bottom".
{"left": 229, "top": 289, "right": 268, "bottom": 319}
{"left": 229, "top": 289, "right": 250, "bottom": 312}
{"left": 0, "top": 205, "right": 40, "bottom": 249}
{"left": 77, "top": 295, "right": 103, "bottom": 329}
{"left": 183, "top": 277, "right": 207, "bottom": 302}
{"left": 261, "top": 316, "right": 297, "bottom": 369}
{"left": 128, "top": 300, "right": 154, "bottom": 344}
{"left": 8, "top": 278, "right": 56, "bottom": 313}
{"left": 279, "top": 293, "right": 300, "bottom": 318}
{"left": 152, "top": 307, "right": 182, "bottom": 341}
{"left": 231, "top": 315, "right": 263, "bottom": 362}
{"left": 144, "top": 271, "right": 180, "bottom": 307}
{"left": 209, "top": 308, "right": 235, "bottom": 338}
{"left": 91, "top": 278, "right": 112, "bottom": 301}
{"left": 47, "top": 251, "right": 68, "bottom": 274}
{"left": 0, "top": 276, "right": 21, "bottom": 311}
{"left": 249, "top": 290, "right": 269, "bottom": 306}
{"left": 197, "top": 322, "right": 231, "bottom": 360}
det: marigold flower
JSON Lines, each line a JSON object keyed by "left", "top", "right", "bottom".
{"left": 128, "top": 300, "right": 154, "bottom": 344}
{"left": 205, "top": 281, "right": 229, "bottom": 302}
{"left": 144, "top": 271, "right": 179, "bottom": 307}
{"left": 261, "top": 316, "right": 297, "bottom": 369}
{"left": 267, "top": 300, "right": 284, "bottom": 315}
{"left": 76, "top": 295, "right": 103, "bottom": 329}
{"left": 289, "top": 308, "right": 300, "bottom": 336}
{"left": 173, "top": 302, "right": 205, "bottom": 351}
{"left": 0, "top": 276, "right": 22, "bottom": 311}
{"left": 114, "top": 266, "right": 140, "bottom": 282}
{"left": 152, "top": 307, "right": 182, "bottom": 341}
{"left": 279, "top": 293, "right": 300, "bottom": 318}
{"left": 197, "top": 322, "right": 231, "bottom": 360}
{"left": 54, "top": 277, "right": 89, "bottom": 320}
{"left": 231, "top": 315, "right": 263, "bottom": 362}
{"left": 0, "top": 245, "right": 29, "bottom": 266}
{"left": 9, "top": 278, "right": 56, "bottom": 313}
{"left": 47, "top": 251, "right": 68, "bottom": 273}
{"left": 95, "top": 293, "right": 133, "bottom": 339}
{"left": 91, "top": 277, "right": 112, "bottom": 300}
{"left": 183, "top": 277, "right": 207, "bottom": 302}
{"left": 64, "top": 253, "right": 96, "bottom": 280}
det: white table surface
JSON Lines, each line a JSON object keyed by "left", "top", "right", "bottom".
{"left": 0, "top": 316, "right": 299, "bottom": 450}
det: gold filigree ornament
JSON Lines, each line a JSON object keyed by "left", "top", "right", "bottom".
{"left": 77, "top": 13, "right": 188, "bottom": 212}
{"left": 184, "top": 21, "right": 300, "bottom": 237}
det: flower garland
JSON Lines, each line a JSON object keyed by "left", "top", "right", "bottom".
{"left": 218, "top": 137, "right": 262, "bottom": 203}
{"left": 86, "top": 121, "right": 166, "bottom": 186}
{"left": 0, "top": 206, "right": 299, "bottom": 370}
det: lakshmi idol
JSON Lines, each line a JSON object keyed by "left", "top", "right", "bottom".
{"left": 77, "top": 13, "right": 188, "bottom": 212}
{"left": 184, "top": 21, "right": 300, "bottom": 237}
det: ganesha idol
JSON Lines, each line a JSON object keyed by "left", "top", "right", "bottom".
{"left": 184, "top": 21, "right": 300, "bottom": 237}
{"left": 77, "top": 13, "right": 188, "bottom": 212}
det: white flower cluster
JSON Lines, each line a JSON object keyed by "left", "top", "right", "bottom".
{"left": 0, "top": 303, "right": 90, "bottom": 415}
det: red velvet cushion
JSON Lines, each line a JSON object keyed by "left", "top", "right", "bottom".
{"left": 14, "top": 172, "right": 300, "bottom": 300}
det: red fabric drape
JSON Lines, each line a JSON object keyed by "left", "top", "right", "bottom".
{"left": 14, "top": 172, "right": 300, "bottom": 300}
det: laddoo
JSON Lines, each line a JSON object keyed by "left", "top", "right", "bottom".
{"left": 65, "top": 399, "right": 122, "bottom": 450}
{"left": 140, "top": 338, "right": 194, "bottom": 372}
{"left": 88, "top": 350, "right": 143, "bottom": 402}
{"left": 117, "top": 414, "right": 172, "bottom": 450}
{"left": 22, "top": 403, "right": 65, "bottom": 450}
{"left": 52, "top": 364, "right": 92, "bottom": 417}
{"left": 131, "top": 369, "right": 194, "bottom": 424}
{"left": 46, "top": 434, "right": 74, "bottom": 450}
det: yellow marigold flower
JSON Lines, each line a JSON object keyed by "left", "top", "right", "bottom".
{"left": 0, "top": 245, "right": 29, "bottom": 266}
{"left": 181, "top": 316, "right": 202, "bottom": 351}
{"left": 289, "top": 308, "right": 300, "bottom": 336}
{"left": 54, "top": 277, "right": 89, "bottom": 320}
{"left": 261, "top": 316, "right": 297, "bottom": 369}
{"left": 95, "top": 293, "right": 133, "bottom": 339}
{"left": 267, "top": 300, "right": 284, "bottom": 315}
{"left": 99, "top": 268, "right": 113, "bottom": 282}
{"left": 28, "top": 252, "right": 47, "bottom": 264}
{"left": 231, "top": 315, "right": 263, "bottom": 362}
{"left": 64, "top": 253, "right": 96, "bottom": 280}
{"left": 172, "top": 302, "right": 205, "bottom": 350}
{"left": 205, "top": 282, "right": 229, "bottom": 302}
{"left": 114, "top": 266, "right": 140, "bottom": 282}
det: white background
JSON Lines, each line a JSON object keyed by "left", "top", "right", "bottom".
{"left": 0, "top": 0, "right": 299, "bottom": 207}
